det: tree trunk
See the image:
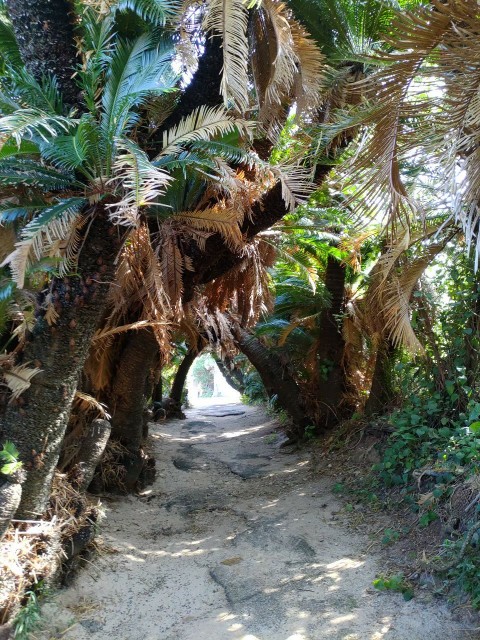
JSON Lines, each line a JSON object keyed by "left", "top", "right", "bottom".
{"left": 109, "top": 328, "right": 158, "bottom": 451}
{"left": 213, "top": 354, "right": 245, "bottom": 393}
{"left": 364, "top": 340, "right": 397, "bottom": 416}
{"left": 0, "top": 209, "right": 121, "bottom": 518}
{"left": 151, "top": 376, "right": 163, "bottom": 404}
{"left": 233, "top": 325, "right": 310, "bottom": 434}
{"left": 5, "top": 0, "right": 81, "bottom": 108}
{"left": 169, "top": 345, "right": 201, "bottom": 405}
{"left": 0, "top": 478, "right": 22, "bottom": 540}
{"left": 315, "top": 256, "right": 349, "bottom": 429}
{"left": 70, "top": 419, "right": 111, "bottom": 492}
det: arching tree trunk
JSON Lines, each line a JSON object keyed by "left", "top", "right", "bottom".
{"left": 169, "top": 344, "right": 203, "bottom": 406}
{"left": 232, "top": 325, "right": 310, "bottom": 435}
{"left": 315, "top": 256, "right": 350, "bottom": 430}
{"left": 0, "top": 210, "right": 121, "bottom": 518}
{"left": 213, "top": 354, "right": 245, "bottom": 393}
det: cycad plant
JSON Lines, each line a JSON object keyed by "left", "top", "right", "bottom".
{"left": 0, "top": 3, "right": 252, "bottom": 516}
{"left": 0, "top": 0, "right": 328, "bottom": 516}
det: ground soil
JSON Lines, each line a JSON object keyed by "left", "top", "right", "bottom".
{"left": 39, "top": 403, "right": 479, "bottom": 640}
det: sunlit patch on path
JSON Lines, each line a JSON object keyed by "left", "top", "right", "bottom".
{"left": 39, "top": 404, "right": 473, "bottom": 640}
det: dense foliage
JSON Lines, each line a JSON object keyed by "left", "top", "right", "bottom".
{"left": 0, "top": 0, "right": 479, "bottom": 627}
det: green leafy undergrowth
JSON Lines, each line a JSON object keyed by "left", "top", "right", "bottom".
{"left": 373, "top": 573, "right": 414, "bottom": 601}
{"left": 443, "top": 537, "right": 480, "bottom": 609}
{"left": 373, "top": 391, "right": 479, "bottom": 493}
{"left": 14, "top": 581, "right": 48, "bottom": 640}
{"left": 0, "top": 440, "right": 22, "bottom": 475}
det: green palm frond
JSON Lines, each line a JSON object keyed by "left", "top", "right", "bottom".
{"left": 101, "top": 34, "right": 177, "bottom": 160}
{"left": 0, "top": 138, "right": 39, "bottom": 159}
{"left": 0, "top": 108, "right": 75, "bottom": 145}
{"left": 155, "top": 170, "right": 206, "bottom": 214}
{"left": 77, "top": 11, "right": 115, "bottom": 115}
{"left": 108, "top": 137, "right": 171, "bottom": 225}
{"left": 263, "top": 238, "right": 322, "bottom": 290}
{"left": 159, "top": 105, "right": 253, "bottom": 157}
{"left": 1, "top": 197, "right": 86, "bottom": 287}
{"left": 41, "top": 115, "right": 103, "bottom": 180}
{"left": 188, "top": 139, "right": 256, "bottom": 166}
{"left": 0, "top": 87, "right": 20, "bottom": 114}
{"left": 0, "top": 158, "right": 76, "bottom": 189}
{"left": 115, "top": 0, "right": 180, "bottom": 25}
{"left": 0, "top": 199, "right": 47, "bottom": 224}
{"left": 286, "top": 0, "right": 409, "bottom": 60}
{"left": 0, "top": 17, "right": 22, "bottom": 68}
{"left": 9, "top": 70, "right": 64, "bottom": 115}
{"left": 154, "top": 150, "right": 216, "bottom": 175}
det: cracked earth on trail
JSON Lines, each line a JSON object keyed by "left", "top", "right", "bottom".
{"left": 40, "top": 404, "right": 476, "bottom": 640}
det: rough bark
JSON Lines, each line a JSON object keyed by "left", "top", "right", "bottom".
{"left": 233, "top": 325, "right": 310, "bottom": 434}
{"left": 109, "top": 328, "right": 158, "bottom": 451}
{"left": 5, "top": 0, "right": 81, "bottom": 108}
{"left": 70, "top": 419, "right": 112, "bottom": 492}
{"left": 364, "top": 341, "right": 397, "bottom": 416}
{"left": 0, "top": 209, "right": 121, "bottom": 518}
{"left": 315, "top": 256, "right": 349, "bottom": 429}
{"left": 0, "top": 478, "right": 22, "bottom": 540}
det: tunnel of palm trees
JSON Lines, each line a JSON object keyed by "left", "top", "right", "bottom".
{"left": 0, "top": 0, "right": 479, "bottom": 635}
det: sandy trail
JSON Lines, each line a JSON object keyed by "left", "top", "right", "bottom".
{"left": 40, "top": 403, "right": 477, "bottom": 640}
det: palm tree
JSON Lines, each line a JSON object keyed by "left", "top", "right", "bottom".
{"left": 0, "top": 0, "right": 328, "bottom": 515}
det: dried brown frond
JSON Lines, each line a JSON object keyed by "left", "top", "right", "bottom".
{"left": 250, "top": 0, "right": 325, "bottom": 139}
{"left": 272, "top": 162, "right": 314, "bottom": 211}
{"left": 201, "top": 238, "right": 273, "bottom": 330}
{"left": 339, "top": 230, "right": 376, "bottom": 273}
{"left": 92, "top": 319, "right": 169, "bottom": 343}
{"left": 289, "top": 17, "right": 325, "bottom": 115}
{"left": 0, "top": 472, "right": 98, "bottom": 626}
{"left": 96, "top": 440, "right": 130, "bottom": 492}
{"left": 174, "top": 204, "right": 244, "bottom": 251}
{"left": 364, "top": 230, "right": 453, "bottom": 353}
{"left": 0, "top": 226, "right": 16, "bottom": 263}
{"left": 2, "top": 362, "right": 42, "bottom": 402}
{"left": 159, "top": 221, "right": 185, "bottom": 310}
{"left": 74, "top": 391, "right": 110, "bottom": 419}
{"left": 0, "top": 521, "right": 59, "bottom": 625}
{"left": 339, "top": 0, "right": 480, "bottom": 250}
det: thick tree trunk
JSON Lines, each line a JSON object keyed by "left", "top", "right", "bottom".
{"left": 6, "top": 0, "right": 80, "bottom": 108}
{"left": 70, "top": 419, "right": 111, "bottom": 492}
{"left": 364, "top": 340, "right": 397, "bottom": 416}
{"left": 0, "top": 209, "right": 121, "bottom": 518}
{"left": 233, "top": 325, "right": 310, "bottom": 434}
{"left": 0, "top": 478, "right": 22, "bottom": 540}
{"left": 315, "top": 256, "right": 349, "bottom": 430}
{"left": 109, "top": 328, "right": 158, "bottom": 451}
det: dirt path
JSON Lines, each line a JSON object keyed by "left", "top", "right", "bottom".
{"left": 40, "top": 404, "right": 477, "bottom": 640}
